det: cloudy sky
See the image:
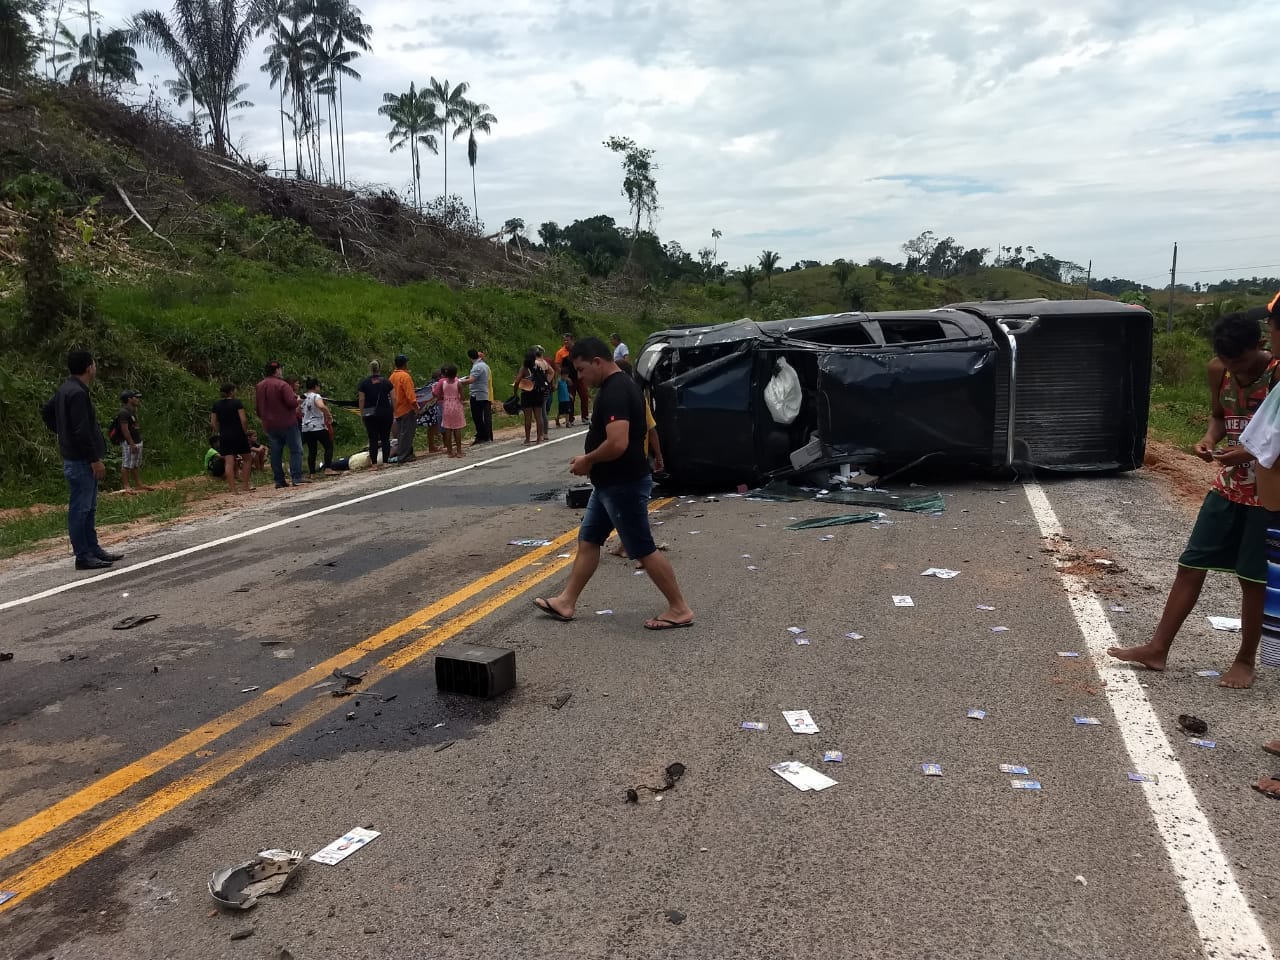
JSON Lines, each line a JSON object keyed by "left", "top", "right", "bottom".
{"left": 65, "top": 0, "right": 1280, "bottom": 283}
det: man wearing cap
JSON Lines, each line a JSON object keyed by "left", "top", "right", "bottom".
{"left": 40, "top": 350, "right": 123, "bottom": 570}
{"left": 114, "top": 390, "right": 149, "bottom": 493}
{"left": 389, "top": 353, "right": 418, "bottom": 464}
{"left": 256, "top": 361, "right": 306, "bottom": 488}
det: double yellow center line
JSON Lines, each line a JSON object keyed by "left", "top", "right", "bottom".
{"left": 0, "top": 504, "right": 667, "bottom": 911}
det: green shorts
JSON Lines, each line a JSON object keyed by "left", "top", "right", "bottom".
{"left": 1179, "top": 491, "right": 1268, "bottom": 583}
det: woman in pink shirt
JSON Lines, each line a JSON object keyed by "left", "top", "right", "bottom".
{"left": 433, "top": 364, "right": 467, "bottom": 458}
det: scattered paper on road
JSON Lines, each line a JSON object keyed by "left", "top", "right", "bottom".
{"left": 1128, "top": 772, "right": 1159, "bottom": 783}
{"left": 595, "top": 609, "right": 613, "bottom": 616}
{"left": 0, "top": 892, "right": 15, "bottom": 906}
{"left": 310, "top": 827, "right": 380, "bottom": 865}
{"left": 1110, "top": 604, "right": 1129, "bottom": 613}
{"left": 921, "top": 763, "right": 943, "bottom": 777}
{"left": 976, "top": 604, "right": 996, "bottom": 611}
{"left": 1074, "top": 717, "right": 1102, "bottom": 726}
{"left": 845, "top": 632, "right": 864, "bottom": 640}
{"left": 1208, "top": 616, "right": 1242, "bottom": 632}
{"left": 509, "top": 539, "right": 552, "bottom": 547}
{"left": 991, "top": 626, "right": 1009, "bottom": 633}
{"left": 823, "top": 750, "right": 843, "bottom": 763}
{"left": 787, "top": 627, "right": 805, "bottom": 635}
{"left": 893, "top": 596, "right": 915, "bottom": 607}
{"left": 921, "top": 568, "right": 961, "bottom": 579}
{"left": 1188, "top": 738, "right": 1217, "bottom": 749}
{"left": 741, "top": 721, "right": 767, "bottom": 731}
{"left": 794, "top": 636, "right": 810, "bottom": 645}
{"left": 783, "top": 710, "right": 820, "bottom": 735}
{"left": 1010, "top": 779, "right": 1042, "bottom": 790}
{"left": 1196, "top": 669, "right": 1221, "bottom": 678}
{"left": 999, "top": 764, "right": 1029, "bottom": 775}
{"left": 967, "top": 709, "right": 986, "bottom": 720}
{"left": 1058, "top": 651, "right": 1080, "bottom": 658}
{"left": 770, "top": 760, "right": 838, "bottom": 792}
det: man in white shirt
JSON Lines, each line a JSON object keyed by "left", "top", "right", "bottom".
{"left": 610, "top": 333, "right": 629, "bottom": 364}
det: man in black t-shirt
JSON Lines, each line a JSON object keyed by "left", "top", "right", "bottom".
{"left": 533, "top": 337, "right": 694, "bottom": 630}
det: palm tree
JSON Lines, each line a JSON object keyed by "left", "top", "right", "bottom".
{"left": 740, "top": 264, "right": 758, "bottom": 304}
{"left": 379, "top": 81, "right": 440, "bottom": 211}
{"left": 130, "top": 0, "right": 262, "bottom": 156}
{"left": 832, "top": 258, "right": 851, "bottom": 302}
{"left": 67, "top": 27, "right": 141, "bottom": 92}
{"left": 260, "top": 11, "right": 318, "bottom": 177}
{"left": 164, "top": 70, "right": 207, "bottom": 132}
{"left": 453, "top": 99, "right": 496, "bottom": 222}
{"left": 759, "top": 249, "right": 780, "bottom": 291}
{"left": 423, "top": 76, "right": 469, "bottom": 199}
{"left": 326, "top": 1, "right": 370, "bottom": 187}
{"left": 711, "top": 227, "right": 721, "bottom": 262}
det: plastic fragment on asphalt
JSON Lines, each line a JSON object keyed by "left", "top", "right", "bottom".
{"left": 845, "top": 632, "right": 864, "bottom": 640}
{"left": 893, "top": 596, "right": 915, "bottom": 607}
{"left": 1208, "top": 616, "right": 1242, "bottom": 632}
{"left": 921, "top": 568, "right": 961, "bottom": 579}
{"left": 508, "top": 538, "right": 552, "bottom": 547}
{"left": 770, "top": 760, "right": 837, "bottom": 791}
{"left": 1188, "top": 738, "right": 1217, "bottom": 749}
{"left": 977, "top": 604, "right": 996, "bottom": 611}
{"left": 741, "top": 721, "right": 767, "bottom": 731}
{"left": 783, "top": 710, "right": 820, "bottom": 734}
{"left": 967, "top": 709, "right": 986, "bottom": 720}
{"left": 556, "top": 553, "right": 571, "bottom": 559}
{"left": 595, "top": 609, "right": 613, "bottom": 615}
{"left": 273, "top": 649, "right": 295, "bottom": 660}
{"left": 1074, "top": 717, "right": 1102, "bottom": 725}
{"left": 1196, "top": 669, "right": 1222, "bottom": 678}
{"left": 1011, "top": 779, "right": 1042, "bottom": 790}
{"left": 310, "top": 827, "right": 379, "bottom": 865}
{"left": 208, "top": 849, "right": 304, "bottom": 909}
{"left": 823, "top": 750, "right": 843, "bottom": 763}
{"left": 921, "top": 763, "right": 943, "bottom": 777}
{"left": 746, "top": 565, "right": 759, "bottom": 571}
{"left": 1110, "top": 604, "right": 1129, "bottom": 613}
{"left": 784, "top": 513, "right": 879, "bottom": 530}
{"left": 991, "top": 626, "right": 1009, "bottom": 633}
{"left": 999, "top": 764, "right": 1029, "bottom": 775}
{"left": 1074, "top": 875, "right": 1087, "bottom": 886}
{"left": 787, "top": 626, "right": 805, "bottom": 634}
{"left": 1058, "top": 652, "right": 1080, "bottom": 658}
{"left": 794, "top": 636, "right": 810, "bottom": 645}
{"left": 0, "top": 892, "right": 16, "bottom": 906}
{"left": 240, "top": 686, "right": 259, "bottom": 693}
{"left": 1128, "top": 772, "right": 1159, "bottom": 783}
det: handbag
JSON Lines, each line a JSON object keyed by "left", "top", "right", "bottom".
{"left": 502, "top": 394, "right": 521, "bottom": 415}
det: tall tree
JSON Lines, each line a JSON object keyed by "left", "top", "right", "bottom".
{"left": 603, "top": 135, "right": 658, "bottom": 262}
{"left": 423, "top": 76, "right": 469, "bottom": 200}
{"left": 329, "top": 1, "right": 369, "bottom": 187}
{"left": 759, "top": 249, "right": 780, "bottom": 290}
{"left": 53, "top": 25, "right": 141, "bottom": 93}
{"left": 711, "top": 227, "right": 721, "bottom": 262}
{"left": 130, "top": 0, "right": 262, "bottom": 156}
{"left": 164, "top": 70, "right": 207, "bottom": 131}
{"left": 378, "top": 81, "right": 439, "bottom": 211}
{"left": 832, "top": 258, "right": 852, "bottom": 301}
{"left": 740, "top": 264, "right": 757, "bottom": 304}
{"left": 453, "top": 99, "right": 495, "bottom": 223}
{"left": 1, "top": 0, "right": 45, "bottom": 83}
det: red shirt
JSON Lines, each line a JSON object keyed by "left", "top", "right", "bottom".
{"left": 255, "top": 376, "right": 299, "bottom": 433}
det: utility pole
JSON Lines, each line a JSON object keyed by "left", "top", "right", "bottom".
{"left": 1167, "top": 242, "right": 1178, "bottom": 333}
{"left": 1084, "top": 259, "right": 1091, "bottom": 300}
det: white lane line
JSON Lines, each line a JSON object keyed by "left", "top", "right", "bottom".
{"left": 1024, "top": 480, "right": 1274, "bottom": 960}
{"left": 0, "top": 431, "right": 588, "bottom": 613}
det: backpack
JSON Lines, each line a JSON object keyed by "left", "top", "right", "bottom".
{"left": 108, "top": 417, "right": 124, "bottom": 444}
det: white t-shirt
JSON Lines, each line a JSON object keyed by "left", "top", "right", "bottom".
{"left": 613, "top": 342, "right": 629, "bottom": 362}
{"left": 301, "top": 392, "right": 326, "bottom": 432}
{"left": 1240, "top": 385, "right": 1280, "bottom": 468}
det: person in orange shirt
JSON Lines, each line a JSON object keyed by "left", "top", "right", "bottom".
{"left": 389, "top": 353, "right": 419, "bottom": 464}
{"left": 555, "top": 333, "right": 588, "bottom": 425}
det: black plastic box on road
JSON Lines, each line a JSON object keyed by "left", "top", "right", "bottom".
{"left": 566, "top": 484, "right": 592, "bottom": 509}
{"left": 435, "top": 644, "right": 516, "bottom": 699}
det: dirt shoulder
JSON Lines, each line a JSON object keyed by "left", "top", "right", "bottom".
{"left": 1143, "top": 437, "right": 1217, "bottom": 511}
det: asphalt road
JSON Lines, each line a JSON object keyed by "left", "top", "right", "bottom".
{"left": 1, "top": 432, "right": 1279, "bottom": 960}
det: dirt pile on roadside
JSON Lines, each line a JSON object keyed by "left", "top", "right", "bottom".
{"left": 1144, "top": 438, "right": 1216, "bottom": 510}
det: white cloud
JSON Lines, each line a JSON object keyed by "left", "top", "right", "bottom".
{"left": 65, "top": 0, "right": 1280, "bottom": 282}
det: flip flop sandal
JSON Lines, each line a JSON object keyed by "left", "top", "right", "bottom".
{"left": 644, "top": 617, "right": 694, "bottom": 631}
{"left": 533, "top": 598, "right": 574, "bottom": 623}
{"left": 1263, "top": 742, "right": 1280, "bottom": 758}
{"left": 1252, "top": 776, "right": 1280, "bottom": 799}
{"left": 112, "top": 614, "right": 159, "bottom": 630}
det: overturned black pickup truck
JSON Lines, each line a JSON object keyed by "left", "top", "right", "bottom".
{"left": 635, "top": 299, "right": 1153, "bottom": 486}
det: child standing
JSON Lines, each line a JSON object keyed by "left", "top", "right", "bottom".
{"left": 1109, "top": 309, "right": 1278, "bottom": 688}
{"left": 555, "top": 361, "right": 572, "bottom": 427}
{"left": 434, "top": 364, "right": 467, "bottom": 458}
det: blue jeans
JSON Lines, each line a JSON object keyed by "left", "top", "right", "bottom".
{"left": 579, "top": 475, "right": 656, "bottom": 559}
{"left": 63, "top": 459, "right": 101, "bottom": 561}
{"left": 267, "top": 424, "right": 304, "bottom": 486}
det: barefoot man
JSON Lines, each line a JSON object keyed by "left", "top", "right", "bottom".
{"left": 1109, "top": 309, "right": 1278, "bottom": 688}
{"left": 532, "top": 336, "right": 694, "bottom": 630}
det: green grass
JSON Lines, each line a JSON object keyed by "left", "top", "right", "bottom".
{"left": 0, "top": 487, "right": 189, "bottom": 559}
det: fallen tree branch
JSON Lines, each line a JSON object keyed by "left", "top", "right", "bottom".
{"left": 113, "top": 182, "right": 175, "bottom": 250}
